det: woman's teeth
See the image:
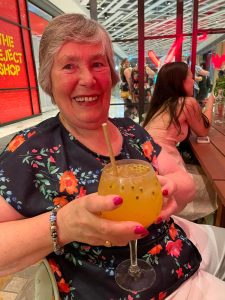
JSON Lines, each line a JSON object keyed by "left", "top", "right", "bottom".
{"left": 74, "top": 96, "right": 98, "bottom": 102}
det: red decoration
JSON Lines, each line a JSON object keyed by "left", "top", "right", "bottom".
{"left": 29, "top": 11, "right": 49, "bottom": 36}
{"left": 211, "top": 53, "right": 225, "bottom": 69}
{"left": 148, "top": 50, "right": 160, "bottom": 67}
{"left": 164, "top": 36, "right": 184, "bottom": 64}
{"left": 198, "top": 32, "right": 208, "bottom": 41}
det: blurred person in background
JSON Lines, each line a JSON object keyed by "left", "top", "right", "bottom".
{"left": 119, "top": 58, "right": 138, "bottom": 119}
{"left": 194, "top": 63, "right": 209, "bottom": 99}
{"left": 196, "top": 63, "right": 211, "bottom": 105}
{"left": 143, "top": 62, "right": 217, "bottom": 223}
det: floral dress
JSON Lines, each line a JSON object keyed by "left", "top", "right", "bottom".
{"left": 0, "top": 115, "right": 201, "bottom": 300}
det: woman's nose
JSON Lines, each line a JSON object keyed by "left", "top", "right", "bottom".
{"left": 79, "top": 67, "right": 96, "bottom": 86}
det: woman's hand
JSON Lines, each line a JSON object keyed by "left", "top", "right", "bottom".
{"left": 203, "top": 92, "right": 215, "bottom": 105}
{"left": 157, "top": 149, "right": 196, "bottom": 220}
{"left": 156, "top": 174, "right": 179, "bottom": 220}
{"left": 57, "top": 193, "right": 149, "bottom": 247}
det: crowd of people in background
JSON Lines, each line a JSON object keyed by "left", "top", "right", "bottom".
{"left": 194, "top": 63, "right": 211, "bottom": 105}
{"left": 119, "top": 56, "right": 215, "bottom": 117}
{"left": 119, "top": 58, "right": 156, "bottom": 119}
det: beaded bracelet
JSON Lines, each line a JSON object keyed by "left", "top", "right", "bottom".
{"left": 50, "top": 205, "right": 64, "bottom": 255}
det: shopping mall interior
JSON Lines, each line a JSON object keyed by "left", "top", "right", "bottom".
{"left": 0, "top": 0, "right": 225, "bottom": 299}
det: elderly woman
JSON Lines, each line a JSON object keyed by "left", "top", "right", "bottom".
{"left": 0, "top": 14, "right": 225, "bottom": 300}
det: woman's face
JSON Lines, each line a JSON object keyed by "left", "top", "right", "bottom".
{"left": 51, "top": 41, "right": 112, "bottom": 130}
{"left": 183, "top": 68, "right": 194, "bottom": 96}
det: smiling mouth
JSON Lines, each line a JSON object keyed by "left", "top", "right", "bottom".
{"left": 73, "top": 96, "right": 98, "bottom": 102}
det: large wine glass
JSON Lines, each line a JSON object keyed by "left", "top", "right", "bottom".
{"left": 98, "top": 159, "right": 163, "bottom": 292}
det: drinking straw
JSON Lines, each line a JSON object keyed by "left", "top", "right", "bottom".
{"left": 102, "top": 123, "right": 118, "bottom": 176}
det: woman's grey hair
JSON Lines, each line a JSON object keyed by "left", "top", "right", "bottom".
{"left": 39, "top": 13, "right": 119, "bottom": 100}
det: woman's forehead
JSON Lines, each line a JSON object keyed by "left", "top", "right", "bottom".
{"left": 56, "top": 41, "right": 105, "bottom": 58}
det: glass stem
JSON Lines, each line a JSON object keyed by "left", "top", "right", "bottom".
{"left": 128, "top": 240, "right": 141, "bottom": 276}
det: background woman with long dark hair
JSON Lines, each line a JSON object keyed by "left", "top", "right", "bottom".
{"left": 143, "top": 62, "right": 217, "bottom": 222}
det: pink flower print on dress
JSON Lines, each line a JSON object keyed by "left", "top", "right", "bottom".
{"left": 166, "top": 239, "right": 183, "bottom": 258}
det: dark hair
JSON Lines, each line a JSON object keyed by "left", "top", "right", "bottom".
{"left": 120, "top": 58, "right": 128, "bottom": 66}
{"left": 200, "top": 62, "right": 206, "bottom": 70}
{"left": 218, "top": 70, "right": 224, "bottom": 78}
{"left": 143, "top": 62, "right": 209, "bottom": 131}
{"left": 120, "top": 58, "right": 129, "bottom": 78}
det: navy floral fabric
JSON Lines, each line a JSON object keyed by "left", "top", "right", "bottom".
{"left": 0, "top": 115, "right": 201, "bottom": 300}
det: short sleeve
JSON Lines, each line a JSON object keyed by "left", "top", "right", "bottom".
{"left": 0, "top": 118, "right": 60, "bottom": 217}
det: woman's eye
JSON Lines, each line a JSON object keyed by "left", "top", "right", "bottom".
{"left": 63, "top": 64, "right": 74, "bottom": 70}
{"left": 93, "top": 62, "right": 104, "bottom": 68}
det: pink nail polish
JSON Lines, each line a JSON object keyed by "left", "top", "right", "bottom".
{"left": 113, "top": 196, "right": 123, "bottom": 206}
{"left": 162, "top": 189, "right": 168, "bottom": 196}
{"left": 134, "top": 226, "right": 149, "bottom": 235}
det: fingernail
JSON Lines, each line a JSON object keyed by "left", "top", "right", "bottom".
{"left": 134, "top": 226, "right": 149, "bottom": 235}
{"left": 162, "top": 189, "right": 168, "bottom": 196}
{"left": 113, "top": 196, "right": 123, "bottom": 206}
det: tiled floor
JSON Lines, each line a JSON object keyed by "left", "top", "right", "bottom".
{"left": 0, "top": 263, "right": 40, "bottom": 300}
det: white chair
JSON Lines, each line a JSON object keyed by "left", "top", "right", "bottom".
{"left": 34, "top": 258, "right": 60, "bottom": 300}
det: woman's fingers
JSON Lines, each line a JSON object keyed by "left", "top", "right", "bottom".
{"left": 75, "top": 192, "right": 123, "bottom": 214}
{"left": 157, "top": 174, "right": 176, "bottom": 196}
{"left": 156, "top": 175, "right": 178, "bottom": 219}
{"left": 159, "top": 196, "right": 178, "bottom": 220}
{"left": 57, "top": 193, "right": 149, "bottom": 247}
{"left": 87, "top": 219, "right": 149, "bottom": 247}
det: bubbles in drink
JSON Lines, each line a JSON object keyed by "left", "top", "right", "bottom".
{"left": 105, "top": 163, "right": 150, "bottom": 177}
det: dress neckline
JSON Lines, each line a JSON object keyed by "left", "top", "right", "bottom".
{"left": 57, "top": 114, "right": 125, "bottom": 159}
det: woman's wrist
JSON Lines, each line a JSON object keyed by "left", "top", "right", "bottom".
{"left": 50, "top": 205, "right": 64, "bottom": 255}
{"left": 204, "top": 94, "right": 215, "bottom": 112}
{"left": 55, "top": 205, "right": 72, "bottom": 247}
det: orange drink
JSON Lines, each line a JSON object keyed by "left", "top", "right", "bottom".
{"left": 98, "top": 159, "right": 162, "bottom": 227}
